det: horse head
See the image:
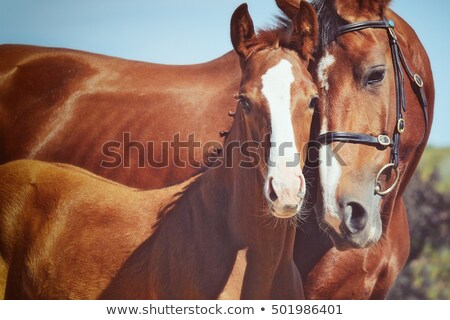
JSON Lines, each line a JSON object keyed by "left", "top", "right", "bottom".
{"left": 229, "top": 2, "right": 318, "bottom": 218}
{"left": 277, "top": 0, "right": 433, "bottom": 249}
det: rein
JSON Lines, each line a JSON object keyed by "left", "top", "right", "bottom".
{"left": 316, "top": 18, "right": 428, "bottom": 196}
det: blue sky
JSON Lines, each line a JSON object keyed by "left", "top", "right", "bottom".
{"left": 1, "top": 0, "right": 448, "bottom": 146}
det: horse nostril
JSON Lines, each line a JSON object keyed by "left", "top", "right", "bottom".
{"left": 268, "top": 177, "right": 278, "bottom": 202}
{"left": 344, "top": 201, "right": 368, "bottom": 234}
{"left": 269, "top": 190, "right": 278, "bottom": 202}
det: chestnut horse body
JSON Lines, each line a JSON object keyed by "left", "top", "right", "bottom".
{"left": 0, "top": 0, "right": 434, "bottom": 299}
{"left": 0, "top": 4, "right": 318, "bottom": 299}
{"left": 0, "top": 44, "right": 238, "bottom": 189}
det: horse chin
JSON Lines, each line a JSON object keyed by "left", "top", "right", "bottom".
{"left": 323, "top": 223, "right": 382, "bottom": 251}
{"left": 270, "top": 204, "right": 301, "bottom": 219}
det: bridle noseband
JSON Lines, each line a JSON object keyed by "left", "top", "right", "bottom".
{"left": 316, "top": 18, "right": 428, "bottom": 196}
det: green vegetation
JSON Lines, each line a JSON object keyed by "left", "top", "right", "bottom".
{"left": 417, "top": 146, "right": 450, "bottom": 193}
{"left": 409, "top": 245, "right": 450, "bottom": 299}
{"left": 388, "top": 146, "right": 450, "bottom": 299}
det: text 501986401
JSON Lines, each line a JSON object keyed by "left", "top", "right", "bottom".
{"left": 271, "top": 304, "right": 343, "bottom": 315}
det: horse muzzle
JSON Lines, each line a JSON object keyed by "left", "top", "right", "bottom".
{"left": 264, "top": 166, "right": 306, "bottom": 219}
{"left": 320, "top": 195, "right": 383, "bottom": 250}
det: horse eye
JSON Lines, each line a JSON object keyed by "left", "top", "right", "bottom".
{"left": 240, "top": 98, "right": 252, "bottom": 113}
{"left": 366, "top": 68, "right": 385, "bottom": 85}
{"left": 309, "top": 96, "right": 319, "bottom": 109}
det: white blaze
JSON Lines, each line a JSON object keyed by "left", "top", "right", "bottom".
{"left": 317, "top": 52, "right": 341, "bottom": 229}
{"left": 261, "top": 59, "right": 298, "bottom": 165}
{"left": 317, "top": 51, "right": 335, "bottom": 92}
{"left": 262, "top": 58, "right": 303, "bottom": 214}
{"left": 319, "top": 143, "right": 342, "bottom": 231}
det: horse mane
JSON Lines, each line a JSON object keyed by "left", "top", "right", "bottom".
{"left": 269, "top": 1, "right": 346, "bottom": 56}
{"left": 310, "top": 0, "right": 348, "bottom": 55}
{"left": 246, "top": 19, "right": 293, "bottom": 56}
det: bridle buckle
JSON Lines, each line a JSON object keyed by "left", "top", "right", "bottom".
{"left": 414, "top": 74, "right": 424, "bottom": 88}
{"left": 397, "top": 119, "right": 405, "bottom": 133}
{"left": 377, "top": 135, "right": 391, "bottom": 146}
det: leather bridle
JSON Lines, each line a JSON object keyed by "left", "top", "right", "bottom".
{"left": 316, "top": 18, "right": 429, "bottom": 196}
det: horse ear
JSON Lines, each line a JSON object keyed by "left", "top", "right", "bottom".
{"left": 290, "top": 1, "right": 318, "bottom": 61}
{"left": 275, "top": 0, "right": 300, "bottom": 19}
{"left": 230, "top": 3, "right": 257, "bottom": 59}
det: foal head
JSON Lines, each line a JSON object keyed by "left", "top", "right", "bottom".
{"left": 230, "top": 3, "right": 318, "bottom": 218}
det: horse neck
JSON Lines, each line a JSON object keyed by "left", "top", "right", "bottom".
{"left": 200, "top": 111, "right": 267, "bottom": 238}
{"left": 132, "top": 113, "right": 266, "bottom": 298}
{"left": 386, "top": 8, "right": 434, "bottom": 197}
{"left": 380, "top": 9, "right": 434, "bottom": 233}
{"left": 293, "top": 164, "right": 333, "bottom": 278}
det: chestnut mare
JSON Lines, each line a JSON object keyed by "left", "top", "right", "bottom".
{"left": 0, "top": 3, "right": 319, "bottom": 299}
{"left": 281, "top": 0, "right": 434, "bottom": 298}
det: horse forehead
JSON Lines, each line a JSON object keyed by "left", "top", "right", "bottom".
{"left": 261, "top": 59, "right": 295, "bottom": 94}
{"left": 249, "top": 49, "right": 303, "bottom": 78}
{"left": 317, "top": 51, "right": 336, "bottom": 93}
{"left": 333, "top": 30, "right": 389, "bottom": 63}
